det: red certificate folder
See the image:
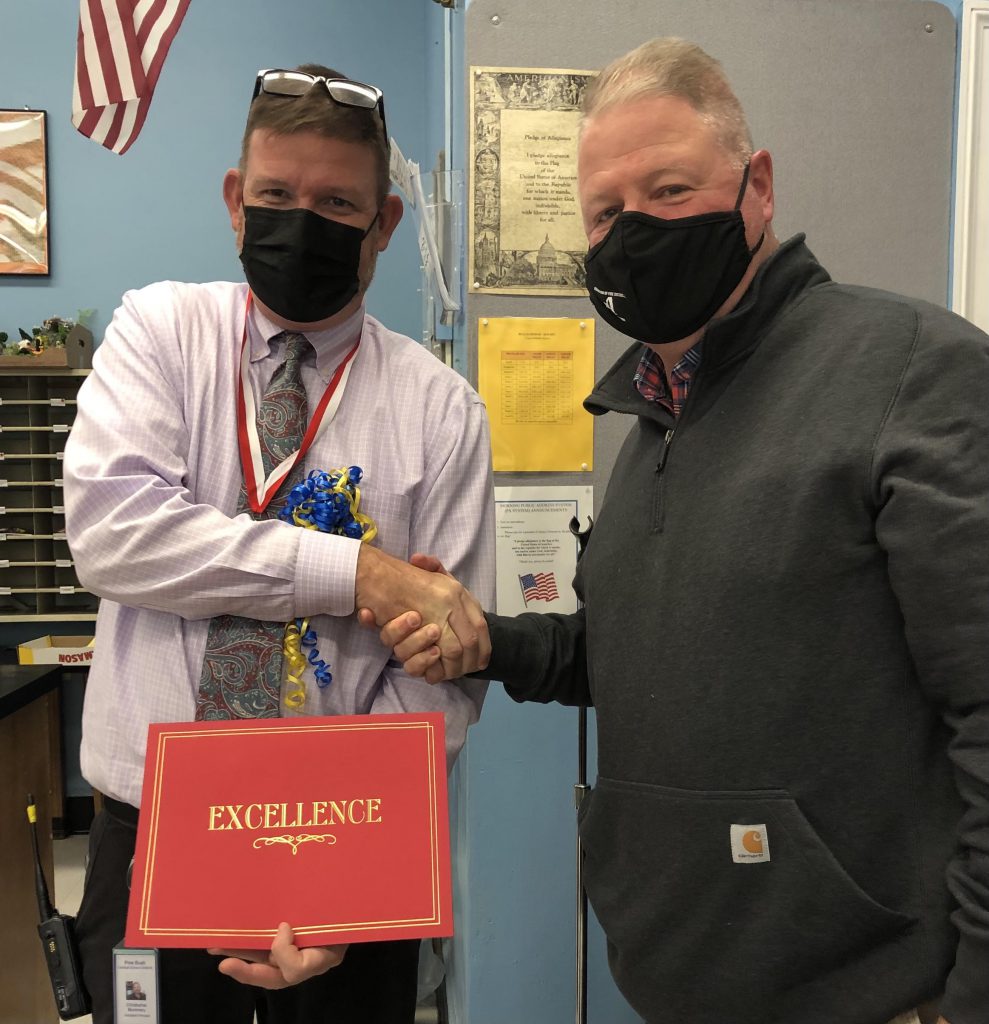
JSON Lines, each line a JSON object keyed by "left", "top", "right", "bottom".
{"left": 124, "top": 713, "right": 452, "bottom": 949}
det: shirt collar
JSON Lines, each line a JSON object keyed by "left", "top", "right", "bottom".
{"left": 634, "top": 342, "right": 703, "bottom": 388}
{"left": 247, "top": 298, "right": 366, "bottom": 382}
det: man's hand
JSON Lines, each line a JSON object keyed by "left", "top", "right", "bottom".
{"left": 209, "top": 923, "right": 347, "bottom": 989}
{"left": 358, "top": 607, "right": 450, "bottom": 683}
{"left": 355, "top": 548, "right": 489, "bottom": 679}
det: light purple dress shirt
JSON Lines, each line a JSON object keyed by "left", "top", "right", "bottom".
{"left": 64, "top": 281, "right": 495, "bottom": 807}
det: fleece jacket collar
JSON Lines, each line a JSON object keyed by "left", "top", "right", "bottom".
{"left": 584, "top": 234, "right": 832, "bottom": 427}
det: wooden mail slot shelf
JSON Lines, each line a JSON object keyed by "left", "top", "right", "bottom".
{"left": 0, "top": 369, "right": 97, "bottom": 622}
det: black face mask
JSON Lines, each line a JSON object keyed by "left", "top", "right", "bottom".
{"left": 239, "top": 205, "right": 376, "bottom": 324}
{"left": 584, "top": 164, "right": 763, "bottom": 344}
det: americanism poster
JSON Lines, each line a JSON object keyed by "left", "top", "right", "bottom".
{"left": 494, "top": 485, "right": 592, "bottom": 615}
{"left": 469, "top": 66, "right": 594, "bottom": 295}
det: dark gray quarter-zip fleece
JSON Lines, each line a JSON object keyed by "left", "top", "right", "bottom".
{"left": 483, "top": 237, "right": 989, "bottom": 1024}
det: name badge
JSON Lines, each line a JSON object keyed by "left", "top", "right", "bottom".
{"left": 113, "top": 945, "right": 159, "bottom": 1024}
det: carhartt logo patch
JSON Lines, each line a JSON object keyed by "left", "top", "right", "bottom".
{"left": 730, "top": 823, "right": 770, "bottom": 863}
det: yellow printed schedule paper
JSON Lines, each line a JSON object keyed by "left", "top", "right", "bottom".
{"left": 478, "top": 317, "right": 594, "bottom": 472}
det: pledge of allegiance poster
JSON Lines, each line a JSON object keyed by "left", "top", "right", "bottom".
{"left": 469, "top": 66, "right": 594, "bottom": 296}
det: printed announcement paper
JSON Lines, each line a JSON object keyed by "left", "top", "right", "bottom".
{"left": 125, "top": 714, "right": 451, "bottom": 948}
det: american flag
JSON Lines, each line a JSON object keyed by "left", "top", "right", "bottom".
{"left": 519, "top": 571, "right": 560, "bottom": 605}
{"left": 72, "top": 0, "right": 192, "bottom": 155}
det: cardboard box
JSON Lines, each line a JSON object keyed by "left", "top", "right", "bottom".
{"left": 18, "top": 635, "right": 95, "bottom": 666}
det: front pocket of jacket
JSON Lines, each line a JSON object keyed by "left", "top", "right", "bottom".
{"left": 578, "top": 776, "right": 915, "bottom": 1022}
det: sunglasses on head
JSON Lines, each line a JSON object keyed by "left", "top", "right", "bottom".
{"left": 252, "top": 69, "right": 388, "bottom": 148}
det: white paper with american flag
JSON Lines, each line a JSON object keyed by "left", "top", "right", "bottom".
{"left": 72, "top": 0, "right": 192, "bottom": 155}
{"left": 494, "top": 485, "right": 591, "bottom": 616}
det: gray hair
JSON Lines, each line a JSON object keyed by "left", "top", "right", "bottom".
{"left": 581, "top": 38, "right": 753, "bottom": 166}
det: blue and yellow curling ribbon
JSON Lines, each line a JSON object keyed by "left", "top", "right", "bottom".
{"left": 279, "top": 467, "right": 377, "bottom": 710}
{"left": 278, "top": 466, "right": 377, "bottom": 542}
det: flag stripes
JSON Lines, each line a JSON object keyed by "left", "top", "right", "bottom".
{"left": 72, "top": 0, "right": 191, "bottom": 155}
{"left": 519, "top": 571, "right": 560, "bottom": 605}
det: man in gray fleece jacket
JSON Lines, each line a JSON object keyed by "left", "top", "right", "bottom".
{"left": 369, "top": 37, "right": 989, "bottom": 1024}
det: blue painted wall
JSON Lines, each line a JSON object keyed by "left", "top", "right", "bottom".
{"left": 0, "top": 0, "right": 435, "bottom": 803}
{"left": 0, "top": 0, "right": 429, "bottom": 345}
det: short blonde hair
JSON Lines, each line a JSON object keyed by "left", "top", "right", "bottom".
{"left": 581, "top": 38, "right": 753, "bottom": 166}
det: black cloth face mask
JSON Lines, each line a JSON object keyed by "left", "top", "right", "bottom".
{"left": 584, "top": 164, "right": 763, "bottom": 344}
{"left": 239, "top": 205, "right": 377, "bottom": 324}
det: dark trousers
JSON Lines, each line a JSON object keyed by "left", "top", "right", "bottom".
{"left": 75, "top": 801, "right": 420, "bottom": 1024}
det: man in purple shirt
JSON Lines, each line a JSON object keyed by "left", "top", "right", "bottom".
{"left": 66, "top": 64, "right": 493, "bottom": 1024}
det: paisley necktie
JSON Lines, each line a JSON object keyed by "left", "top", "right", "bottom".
{"left": 195, "top": 332, "right": 310, "bottom": 720}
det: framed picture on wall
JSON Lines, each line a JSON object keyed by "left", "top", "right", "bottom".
{"left": 0, "top": 109, "right": 50, "bottom": 275}
{"left": 468, "top": 67, "right": 593, "bottom": 296}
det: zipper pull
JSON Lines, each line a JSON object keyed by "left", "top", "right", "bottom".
{"left": 656, "top": 428, "right": 675, "bottom": 473}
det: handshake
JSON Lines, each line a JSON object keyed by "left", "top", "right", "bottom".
{"left": 354, "top": 545, "right": 489, "bottom": 683}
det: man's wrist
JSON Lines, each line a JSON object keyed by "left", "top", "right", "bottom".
{"left": 354, "top": 542, "right": 393, "bottom": 618}
{"left": 296, "top": 529, "right": 362, "bottom": 617}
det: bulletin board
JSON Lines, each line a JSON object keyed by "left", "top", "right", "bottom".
{"left": 465, "top": 0, "right": 956, "bottom": 507}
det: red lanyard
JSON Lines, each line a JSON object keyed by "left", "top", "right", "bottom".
{"left": 236, "top": 294, "right": 361, "bottom": 514}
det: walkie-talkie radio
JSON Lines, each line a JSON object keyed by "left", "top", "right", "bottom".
{"left": 26, "top": 794, "right": 91, "bottom": 1019}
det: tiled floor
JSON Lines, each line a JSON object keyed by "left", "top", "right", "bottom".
{"left": 52, "top": 835, "right": 441, "bottom": 1023}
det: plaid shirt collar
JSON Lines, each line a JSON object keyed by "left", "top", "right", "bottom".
{"left": 633, "top": 342, "right": 703, "bottom": 418}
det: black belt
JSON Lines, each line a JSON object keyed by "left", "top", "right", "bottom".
{"left": 104, "top": 796, "right": 139, "bottom": 828}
